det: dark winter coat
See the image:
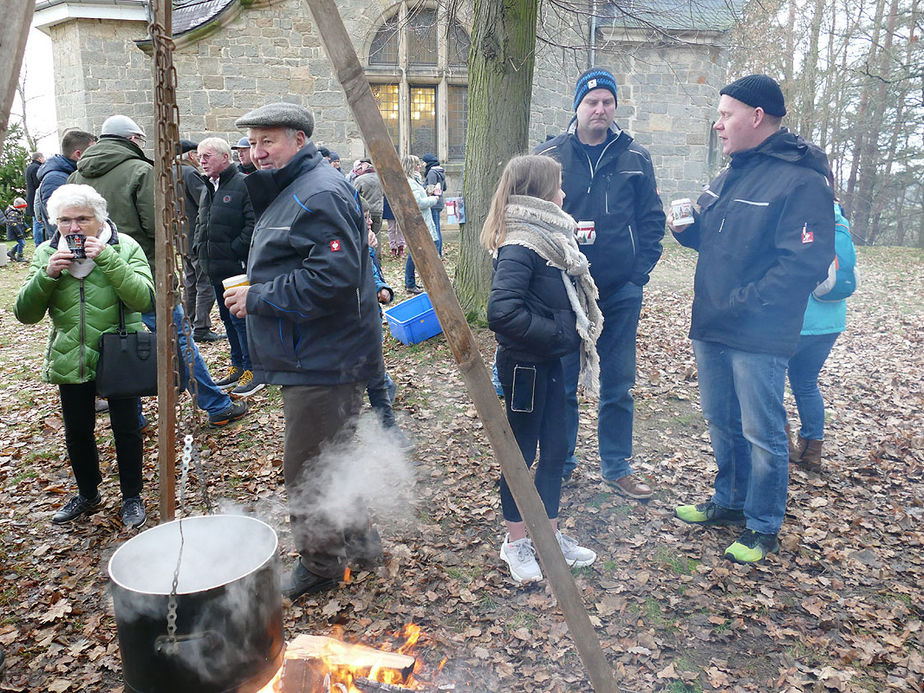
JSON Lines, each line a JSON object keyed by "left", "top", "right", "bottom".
{"left": 422, "top": 155, "right": 445, "bottom": 211}
{"left": 194, "top": 164, "right": 255, "bottom": 281}
{"left": 180, "top": 163, "right": 205, "bottom": 247}
{"left": 353, "top": 171, "right": 383, "bottom": 216}
{"left": 534, "top": 123, "right": 666, "bottom": 295}
{"left": 673, "top": 128, "right": 835, "bottom": 357}
{"left": 487, "top": 245, "right": 581, "bottom": 363}
{"left": 243, "top": 143, "right": 382, "bottom": 386}
{"left": 35, "top": 155, "right": 78, "bottom": 228}
{"left": 25, "top": 160, "right": 42, "bottom": 217}
{"left": 69, "top": 137, "right": 156, "bottom": 271}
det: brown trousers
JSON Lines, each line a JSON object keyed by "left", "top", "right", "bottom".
{"left": 282, "top": 382, "right": 365, "bottom": 577}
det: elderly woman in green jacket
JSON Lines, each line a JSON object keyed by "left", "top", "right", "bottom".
{"left": 14, "top": 184, "right": 154, "bottom": 529}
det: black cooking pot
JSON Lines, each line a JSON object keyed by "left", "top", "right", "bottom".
{"left": 108, "top": 515, "right": 284, "bottom": 693}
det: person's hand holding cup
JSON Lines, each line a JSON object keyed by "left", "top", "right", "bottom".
{"left": 222, "top": 274, "right": 250, "bottom": 318}
{"left": 669, "top": 198, "right": 695, "bottom": 232}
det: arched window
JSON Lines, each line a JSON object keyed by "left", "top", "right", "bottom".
{"left": 366, "top": 3, "right": 470, "bottom": 162}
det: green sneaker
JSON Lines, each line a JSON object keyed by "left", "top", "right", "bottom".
{"left": 675, "top": 501, "right": 746, "bottom": 526}
{"left": 724, "top": 529, "right": 779, "bottom": 564}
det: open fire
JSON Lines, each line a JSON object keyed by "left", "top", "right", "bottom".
{"left": 256, "top": 625, "right": 434, "bottom": 693}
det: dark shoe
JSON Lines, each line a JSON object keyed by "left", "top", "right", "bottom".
{"left": 675, "top": 500, "right": 746, "bottom": 526}
{"left": 52, "top": 493, "right": 102, "bottom": 524}
{"left": 95, "top": 397, "right": 109, "bottom": 413}
{"left": 606, "top": 474, "right": 653, "bottom": 500}
{"left": 385, "top": 425, "right": 416, "bottom": 452}
{"left": 214, "top": 365, "right": 242, "bottom": 390}
{"left": 282, "top": 560, "right": 337, "bottom": 601}
{"left": 230, "top": 370, "right": 264, "bottom": 399}
{"left": 724, "top": 529, "right": 780, "bottom": 564}
{"left": 194, "top": 329, "right": 226, "bottom": 342}
{"left": 120, "top": 496, "right": 146, "bottom": 529}
{"left": 13, "top": 255, "right": 28, "bottom": 263}
{"left": 208, "top": 400, "right": 249, "bottom": 428}
{"left": 793, "top": 436, "right": 823, "bottom": 472}
{"left": 405, "top": 285, "right": 423, "bottom": 295}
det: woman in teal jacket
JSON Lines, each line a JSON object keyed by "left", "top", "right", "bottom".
{"left": 14, "top": 184, "right": 154, "bottom": 529}
{"left": 787, "top": 202, "right": 856, "bottom": 470}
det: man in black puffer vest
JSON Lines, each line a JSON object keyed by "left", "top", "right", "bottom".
{"left": 194, "top": 137, "right": 260, "bottom": 398}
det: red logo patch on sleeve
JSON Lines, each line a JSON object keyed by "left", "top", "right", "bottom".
{"left": 330, "top": 240, "right": 342, "bottom": 252}
{"left": 801, "top": 223, "right": 814, "bottom": 244}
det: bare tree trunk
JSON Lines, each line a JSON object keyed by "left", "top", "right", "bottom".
{"left": 799, "top": 0, "right": 826, "bottom": 137}
{"left": 455, "top": 0, "right": 542, "bottom": 322}
{"left": 850, "top": 0, "right": 898, "bottom": 243}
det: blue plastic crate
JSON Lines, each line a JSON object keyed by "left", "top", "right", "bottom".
{"left": 384, "top": 292, "right": 443, "bottom": 345}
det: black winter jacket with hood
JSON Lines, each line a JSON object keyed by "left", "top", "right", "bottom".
{"left": 195, "top": 164, "right": 254, "bottom": 281}
{"left": 243, "top": 143, "right": 381, "bottom": 386}
{"left": 534, "top": 123, "right": 665, "bottom": 295}
{"left": 673, "top": 128, "right": 835, "bottom": 357}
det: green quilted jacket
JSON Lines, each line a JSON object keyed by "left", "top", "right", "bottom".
{"left": 14, "top": 226, "right": 154, "bottom": 385}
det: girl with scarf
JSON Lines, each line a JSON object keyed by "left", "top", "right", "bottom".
{"left": 14, "top": 184, "right": 154, "bottom": 529}
{"left": 483, "top": 155, "right": 603, "bottom": 583}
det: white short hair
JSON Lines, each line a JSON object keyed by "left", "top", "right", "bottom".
{"left": 47, "top": 184, "right": 108, "bottom": 225}
{"left": 197, "top": 137, "right": 232, "bottom": 158}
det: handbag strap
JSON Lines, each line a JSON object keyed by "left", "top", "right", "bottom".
{"left": 117, "top": 300, "right": 127, "bottom": 335}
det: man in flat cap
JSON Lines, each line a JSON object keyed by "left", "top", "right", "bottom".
{"left": 671, "top": 75, "right": 834, "bottom": 563}
{"left": 534, "top": 67, "right": 665, "bottom": 501}
{"left": 225, "top": 102, "right": 383, "bottom": 600}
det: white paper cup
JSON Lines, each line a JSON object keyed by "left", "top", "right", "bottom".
{"left": 222, "top": 274, "right": 249, "bottom": 290}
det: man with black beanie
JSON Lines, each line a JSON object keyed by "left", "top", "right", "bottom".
{"left": 671, "top": 74, "right": 834, "bottom": 563}
{"left": 534, "top": 67, "right": 665, "bottom": 501}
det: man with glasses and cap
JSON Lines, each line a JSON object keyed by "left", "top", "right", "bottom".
{"left": 232, "top": 136, "right": 256, "bottom": 175}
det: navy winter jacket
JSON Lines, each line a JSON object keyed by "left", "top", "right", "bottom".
{"left": 673, "top": 128, "right": 835, "bottom": 357}
{"left": 243, "top": 143, "right": 382, "bottom": 386}
{"left": 195, "top": 164, "right": 255, "bottom": 281}
{"left": 534, "top": 123, "right": 665, "bottom": 295}
{"left": 35, "top": 155, "right": 78, "bottom": 226}
{"left": 487, "top": 245, "right": 581, "bottom": 363}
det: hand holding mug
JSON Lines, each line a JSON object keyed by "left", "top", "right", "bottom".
{"left": 46, "top": 249, "right": 74, "bottom": 279}
{"left": 83, "top": 234, "right": 105, "bottom": 260}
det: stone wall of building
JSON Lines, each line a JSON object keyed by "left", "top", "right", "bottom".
{"left": 46, "top": 1, "right": 728, "bottom": 210}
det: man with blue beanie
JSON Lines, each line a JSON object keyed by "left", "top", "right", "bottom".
{"left": 535, "top": 67, "right": 665, "bottom": 500}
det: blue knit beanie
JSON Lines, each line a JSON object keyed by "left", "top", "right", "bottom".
{"left": 573, "top": 68, "right": 618, "bottom": 110}
{"left": 720, "top": 74, "right": 787, "bottom": 117}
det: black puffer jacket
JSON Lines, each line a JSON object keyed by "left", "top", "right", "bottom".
{"left": 534, "top": 122, "right": 665, "bottom": 294}
{"left": 244, "top": 143, "right": 381, "bottom": 386}
{"left": 673, "top": 129, "right": 834, "bottom": 357}
{"left": 487, "top": 245, "right": 581, "bottom": 363}
{"left": 194, "top": 164, "right": 254, "bottom": 281}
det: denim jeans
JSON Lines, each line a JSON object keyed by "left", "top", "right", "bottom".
{"left": 562, "top": 282, "right": 642, "bottom": 481}
{"left": 693, "top": 340, "right": 790, "bottom": 535}
{"left": 141, "top": 304, "right": 232, "bottom": 416}
{"left": 430, "top": 208, "right": 443, "bottom": 255}
{"left": 404, "top": 235, "right": 441, "bottom": 289}
{"left": 212, "top": 280, "right": 251, "bottom": 370}
{"left": 33, "top": 218, "right": 45, "bottom": 246}
{"left": 496, "top": 351, "right": 567, "bottom": 523}
{"left": 366, "top": 351, "right": 396, "bottom": 428}
{"left": 788, "top": 332, "right": 839, "bottom": 440}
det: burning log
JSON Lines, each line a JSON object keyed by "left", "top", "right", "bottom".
{"left": 286, "top": 635, "right": 415, "bottom": 678}
{"left": 354, "top": 677, "right": 415, "bottom": 692}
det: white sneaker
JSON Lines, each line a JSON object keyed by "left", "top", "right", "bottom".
{"left": 499, "top": 534, "right": 542, "bottom": 583}
{"left": 556, "top": 531, "right": 597, "bottom": 568}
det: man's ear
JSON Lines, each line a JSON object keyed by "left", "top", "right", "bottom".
{"left": 752, "top": 107, "right": 766, "bottom": 129}
{"left": 295, "top": 131, "right": 307, "bottom": 148}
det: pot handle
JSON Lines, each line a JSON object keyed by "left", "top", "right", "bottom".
{"left": 154, "top": 630, "right": 224, "bottom": 658}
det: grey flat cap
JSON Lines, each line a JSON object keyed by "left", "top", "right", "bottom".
{"left": 235, "top": 103, "right": 314, "bottom": 138}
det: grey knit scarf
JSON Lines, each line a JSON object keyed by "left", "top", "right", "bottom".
{"left": 497, "top": 195, "right": 603, "bottom": 396}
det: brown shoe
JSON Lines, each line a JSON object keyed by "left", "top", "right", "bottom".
{"left": 793, "top": 436, "right": 823, "bottom": 472}
{"left": 606, "top": 474, "right": 653, "bottom": 500}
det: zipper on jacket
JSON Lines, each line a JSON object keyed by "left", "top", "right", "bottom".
{"left": 79, "top": 280, "right": 87, "bottom": 381}
{"left": 582, "top": 138, "right": 620, "bottom": 195}
{"left": 718, "top": 218, "right": 726, "bottom": 234}
{"left": 628, "top": 224, "right": 637, "bottom": 256}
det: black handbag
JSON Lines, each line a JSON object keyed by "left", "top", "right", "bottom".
{"left": 96, "top": 302, "right": 158, "bottom": 399}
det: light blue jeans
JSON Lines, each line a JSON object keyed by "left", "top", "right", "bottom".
{"left": 33, "top": 218, "right": 45, "bottom": 246}
{"left": 141, "top": 304, "right": 233, "bottom": 416}
{"left": 562, "top": 282, "right": 643, "bottom": 481}
{"left": 693, "top": 340, "right": 790, "bottom": 535}
{"left": 787, "top": 332, "right": 839, "bottom": 440}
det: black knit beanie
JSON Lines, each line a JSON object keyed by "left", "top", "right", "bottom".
{"left": 720, "top": 74, "right": 787, "bottom": 117}
{"left": 573, "top": 68, "right": 618, "bottom": 110}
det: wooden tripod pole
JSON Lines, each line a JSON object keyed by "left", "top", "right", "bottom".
{"left": 0, "top": 0, "right": 36, "bottom": 143}
{"left": 303, "top": 1, "right": 616, "bottom": 689}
